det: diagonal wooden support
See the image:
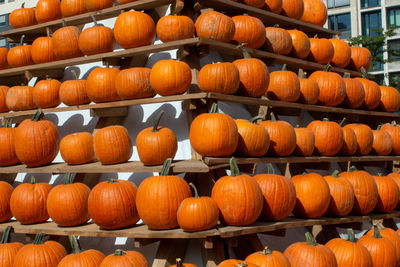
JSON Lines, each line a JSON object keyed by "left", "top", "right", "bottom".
{"left": 152, "top": 239, "right": 189, "bottom": 267}
{"left": 201, "top": 237, "right": 225, "bottom": 267}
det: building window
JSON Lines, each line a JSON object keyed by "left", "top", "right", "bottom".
{"left": 0, "top": 14, "right": 10, "bottom": 32}
{"left": 0, "top": 38, "right": 6, "bottom": 48}
{"left": 327, "top": 0, "right": 350, "bottom": 9}
{"left": 361, "top": 0, "right": 381, "bottom": 9}
{"left": 389, "top": 40, "right": 400, "bottom": 62}
{"left": 388, "top": 7, "right": 400, "bottom": 27}
{"left": 328, "top": 13, "right": 351, "bottom": 39}
{"left": 362, "top": 11, "right": 382, "bottom": 37}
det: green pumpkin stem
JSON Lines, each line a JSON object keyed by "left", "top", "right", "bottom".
{"left": 305, "top": 232, "right": 317, "bottom": 246}
{"left": 361, "top": 67, "right": 368, "bottom": 79}
{"left": 91, "top": 15, "right": 98, "bottom": 26}
{"left": 266, "top": 163, "right": 274, "bottom": 174}
{"left": 230, "top": 157, "right": 240, "bottom": 177}
{"left": 189, "top": 183, "right": 199, "bottom": 198}
{"left": 281, "top": 64, "right": 287, "bottom": 71}
{"left": 33, "top": 233, "right": 46, "bottom": 244}
{"left": 19, "top": 35, "right": 25, "bottom": 46}
{"left": 114, "top": 249, "right": 126, "bottom": 256}
{"left": 373, "top": 224, "right": 382, "bottom": 238}
{"left": 249, "top": 116, "right": 264, "bottom": 123}
{"left": 377, "top": 173, "right": 383, "bottom": 177}
{"left": 160, "top": 158, "right": 172, "bottom": 175}
{"left": 237, "top": 44, "right": 252, "bottom": 59}
{"left": 31, "top": 109, "right": 44, "bottom": 121}
{"left": 210, "top": 103, "right": 218, "bottom": 113}
{"left": 152, "top": 110, "right": 165, "bottom": 132}
{"left": 30, "top": 176, "right": 36, "bottom": 184}
{"left": 391, "top": 121, "right": 397, "bottom": 126}
{"left": 46, "top": 27, "right": 52, "bottom": 37}
{"left": 339, "top": 117, "right": 346, "bottom": 126}
{"left": 176, "top": 258, "right": 183, "bottom": 267}
{"left": 4, "top": 119, "right": 12, "bottom": 128}
{"left": 21, "top": 2, "right": 25, "bottom": 8}
{"left": 0, "top": 226, "right": 13, "bottom": 244}
{"left": 343, "top": 73, "right": 351, "bottom": 78}
{"left": 377, "top": 124, "right": 382, "bottom": 130}
{"left": 348, "top": 166, "right": 358, "bottom": 172}
{"left": 331, "top": 170, "right": 340, "bottom": 177}
{"left": 323, "top": 64, "right": 332, "bottom": 72}
{"left": 270, "top": 112, "right": 277, "bottom": 122}
{"left": 237, "top": 262, "right": 248, "bottom": 267}
{"left": 347, "top": 228, "right": 356, "bottom": 242}
{"left": 261, "top": 246, "right": 272, "bottom": 255}
{"left": 323, "top": 118, "right": 329, "bottom": 122}
{"left": 69, "top": 235, "right": 82, "bottom": 254}
{"left": 107, "top": 179, "right": 117, "bottom": 183}
{"left": 64, "top": 173, "right": 76, "bottom": 185}
{"left": 62, "top": 19, "right": 67, "bottom": 27}
{"left": 298, "top": 69, "right": 305, "bottom": 79}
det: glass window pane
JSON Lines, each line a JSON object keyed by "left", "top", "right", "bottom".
{"left": 0, "top": 38, "right": 6, "bottom": 48}
{"left": 389, "top": 40, "right": 400, "bottom": 61}
{"left": 328, "top": 13, "right": 351, "bottom": 39}
{"left": 336, "top": 13, "right": 351, "bottom": 31}
{"left": 328, "top": 0, "right": 349, "bottom": 8}
{"left": 328, "top": 15, "right": 335, "bottom": 30}
{"left": 362, "top": 11, "right": 382, "bottom": 37}
{"left": 388, "top": 7, "right": 400, "bottom": 27}
{"left": 361, "top": 0, "right": 381, "bottom": 9}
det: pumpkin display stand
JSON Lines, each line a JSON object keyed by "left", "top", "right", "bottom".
{"left": 0, "top": 0, "right": 399, "bottom": 266}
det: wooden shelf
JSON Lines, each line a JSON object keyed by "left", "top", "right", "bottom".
{"left": 198, "top": 0, "right": 339, "bottom": 37}
{"left": 1, "top": 211, "right": 398, "bottom": 239}
{"left": 0, "top": 160, "right": 210, "bottom": 174}
{"left": 0, "top": 0, "right": 174, "bottom": 42}
{"left": 204, "top": 155, "right": 400, "bottom": 165}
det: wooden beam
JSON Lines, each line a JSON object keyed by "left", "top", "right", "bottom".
{"left": 152, "top": 239, "right": 189, "bottom": 267}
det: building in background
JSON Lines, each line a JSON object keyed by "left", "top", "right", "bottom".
{"left": 324, "top": 0, "right": 400, "bottom": 84}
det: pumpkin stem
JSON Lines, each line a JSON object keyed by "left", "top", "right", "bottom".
{"left": 348, "top": 166, "right": 358, "bottom": 172}
{"left": 230, "top": 157, "right": 240, "bottom": 177}
{"left": 91, "top": 15, "right": 98, "bottom": 26}
{"left": 323, "top": 64, "right": 332, "bottom": 72}
{"left": 377, "top": 124, "right": 382, "bottom": 130}
{"left": 373, "top": 224, "right": 382, "bottom": 238}
{"left": 322, "top": 118, "right": 329, "bottom": 122}
{"left": 305, "top": 232, "right": 317, "bottom": 246}
{"left": 189, "top": 183, "right": 199, "bottom": 198}
{"left": 331, "top": 170, "right": 340, "bottom": 177}
{"left": 70, "top": 70, "right": 78, "bottom": 80}
{"left": 45, "top": 27, "right": 52, "bottom": 37}
{"left": 281, "top": 64, "right": 287, "bottom": 71}
{"left": 4, "top": 119, "right": 12, "bottom": 128}
{"left": 152, "top": 110, "right": 165, "bottom": 132}
{"left": 64, "top": 173, "right": 76, "bottom": 185}
{"left": 298, "top": 69, "right": 305, "bottom": 79}
{"left": 270, "top": 112, "right": 277, "bottom": 122}
{"left": 314, "top": 34, "right": 319, "bottom": 38}
{"left": 62, "top": 19, "right": 67, "bottom": 27}
{"left": 30, "top": 176, "right": 36, "bottom": 184}
{"left": 69, "top": 236, "right": 82, "bottom": 254}
{"left": 347, "top": 228, "right": 356, "bottom": 242}
{"left": 360, "top": 67, "right": 368, "bottom": 79}
{"left": 176, "top": 258, "right": 183, "bottom": 267}
{"left": 107, "top": 179, "right": 117, "bottom": 183}
{"left": 339, "top": 117, "right": 346, "bottom": 126}
{"left": 377, "top": 173, "right": 383, "bottom": 177}
{"left": 237, "top": 263, "right": 248, "bottom": 267}
{"left": 114, "top": 249, "right": 126, "bottom": 256}
{"left": 391, "top": 121, "right": 397, "bottom": 126}
{"left": 249, "top": 116, "right": 264, "bottom": 123}
{"left": 21, "top": 2, "right": 25, "bottom": 8}
{"left": 210, "top": 103, "right": 218, "bottom": 113}
{"left": 31, "top": 109, "right": 44, "bottom": 121}
{"left": 33, "top": 233, "right": 46, "bottom": 244}
{"left": 19, "top": 35, "right": 25, "bottom": 46}
{"left": 237, "top": 44, "right": 252, "bottom": 59}
{"left": 343, "top": 73, "right": 351, "bottom": 78}
{"left": 0, "top": 226, "right": 13, "bottom": 244}
{"left": 160, "top": 158, "right": 173, "bottom": 175}
{"left": 376, "top": 221, "right": 385, "bottom": 230}
{"left": 261, "top": 246, "right": 272, "bottom": 255}
{"left": 266, "top": 163, "right": 275, "bottom": 174}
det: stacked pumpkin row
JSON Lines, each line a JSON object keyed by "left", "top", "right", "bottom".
{"left": 0, "top": 229, "right": 150, "bottom": 267}
{"left": 217, "top": 225, "right": 400, "bottom": 267}
{"left": 190, "top": 104, "right": 400, "bottom": 158}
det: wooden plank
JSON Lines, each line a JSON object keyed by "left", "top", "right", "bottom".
{"left": 201, "top": 238, "right": 225, "bottom": 267}
{"left": 218, "top": 211, "right": 400, "bottom": 238}
{"left": 198, "top": 0, "right": 339, "bottom": 37}
{"left": 0, "top": 160, "right": 210, "bottom": 174}
{"left": 1, "top": 0, "right": 174, "bottom": 42}
{"left": 204, "top": 156, "right": 400, "bottom": 165}
{"left": 152, "top": 239, "right": 189, "bottom": 267}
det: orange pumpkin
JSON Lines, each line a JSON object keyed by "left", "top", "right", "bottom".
{"left": 0, "top": 182, "right": 13, "bottom": 222}
{"left": 136, "top": 159, "right": 191, "bottom": 230}
{"left": 339, "top": 167, "right": 378, "bottom": 215}
{"left": 59, "top": 70, "right": 90, "bottom": 106}
{"left": 340, "top": 125, "right": 357, "bottom": 156}
{"left": 294, "top": 126, "right": 315, "bottom": 156}
{"left": 86, "top": 66, "right": 120, "bottom": 103}
{"left": 156, "top": 15, "right": 195, "bottom": 43}
{"left": 88, "top": 179, "right": 139, "bottom": 229}
{"left": 170, "top": 258, "right": 198, "bottom": 267}
{"left": 355, "top": 74, "right": 381, "bottom": 110}
{"left": 235, "top": 117, "right": 270, "bottom": 157}
{"left": 14, "top": 110, "right": 59, "bottom": 167}
{"left": 287, "top": 29, "right": 311, "bottom": 59}
{"left": 365, "top": 224, "right": 400, "bottom": 266}
{"left": 10, "top": 177, "right": 52, "bottom": 224}
{"left": 78, "top": 16, "right": 115, "bottom": 55}
{"left": 324, "top": 170, "right": 355, "bottom": 217}
{"left": 387, "top": 172, "right": 400, "bottom": 209}
{"left": 6, "top": 85, "right": 36, "bottom": 111}
{"left": 344, "top": 124, "right": 373, "bottom": 155}
{"left": 32, "top": 78, "right": 61, "bottom": 108}
{"left": 297, "top": 69, "right": 319, "bottom": 104}
{"left": 116, "top": 67, "right": 154, "bottom": 100}
{"left": 60, "top": 132, "right": 95, "bottom": 165}
{"left": 9, "top": 3, "right": 37, "bottom": 28}
{"left": 330, "top": 38, "right": 351, "bottom": 68}
{"left": 266, "top": 65, "right": 300, "bottom": 102}
{"left": 265, "top": 26, "right": 293, "bottom": 55}
{"left": 292, "top": 173, "right": 330, "bottom": 218}
{"left": 114, "top": 10, "right": 155, "bottom": 49}
{"left": 0, "top": 226, "right": 24, "bottom": 267}
{"left": 198, "top": 62, "right": 240, "bottom": 95}
{"left": 218, "top": 260, "right": 258, "bottom": 267}
{"left": 242, "top": 0, "right": 265, "bottom": 8}
{"left": 307, "top": 119, "right": 343, "bottom": 156}
{"left": 0, "top": 120, "right": 20, "bottom": 167}
{"left": 265, "top": 0, "right": 283, "bottom": 13}
{"left": 255, "top": 165, "right": 296, "bottom": 221}
{"left": 93, "top": 125, "right": 132, "bottom": 165}
{"left": 342, "top": 74, "right": 365, "bottom": 109}
{"left": 0, "top": 86, "right": 8, "bottom": 112}
{"left": 0, "top": 48, "right": 8, "bottom": 70}
{"left": 31, "top": 29, "right": 57, "bottom": 64}
{"left": 177, "top": 183, "right": 219, "bottom": 232}
{"left": 189, "top": 103, "right": 238, "bottom": 157}
{"left": 308, "top": 37, "right": 334, "bottom": 64}
{"left": 52, "top": 23, "right": 83, "bottom": 60}
{"left": 61, "top": 0, "right": 86, "bottom": 17}
{"left": 7, "top": 36, "right": 33, "bottom": 68}
{"left": 136, "top": 111, "right": 178, "bottom": 165}
{"left": 246, "top": 247, "right": 291, "bottom": 267}
{"left": 259, "top": 113, "right": 297, "bottom": 156}
{"left": 150, "top": 60, "right": 192, "bottom": 96}
{"left": 232, "top": 15, "right": 266, "bottom": 49}
{"left": 348, "top": 46, "right": 372, "bottom": 72}
{"left": 57, "top": 236, "right": 104, "bottom": 267}
{"left": 372, "top": 175, "right": 399, "bottom": 213}
{"left": 84, "top": 0, "right": 114, "bottom": 11}
{"left": 212, "top": 157, "right": 263, "bottom": 225}
{"left": 381, "top": 122, "right": 400, "bottom": 155}
{"left": 372, "top": 128, "right": 393, "bottom": 155}
{"left": 281, "top": 0, "right": 304, "bottom": 19}
{"left": 47, "top": 173, "right": 90, "bottom": 226}
{"left": 100, "top": 249, "right": 148, "bottom": 267}
{"left": 300, "top": 0, "right": 327, "bottom": 26}
{"left": 195, "top": 11, "right": 235, "bottom": 43}
{"left": 379, "top": 85, "right": 400, "bottom": 112}
{"left": 35, "top": 0, "right": 62, "bottom": 23}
